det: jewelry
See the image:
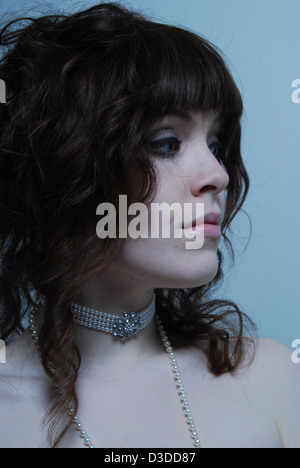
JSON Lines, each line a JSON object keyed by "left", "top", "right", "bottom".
{"left": 71, "top": 295, "right": 156, "bottom": 342}
{"left": 29, "top": 299, "right": 202, "bottom": 449}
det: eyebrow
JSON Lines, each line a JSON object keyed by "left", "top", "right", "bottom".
{"left": 173, "top": 110, "right": 222, "bottom": 126}
{"left": 159, "top": 110, "right": 193, "bottom": 123}
{"left": 150, "top": 110, "right": 222, "bottom": 131}
{"left": 168, "top": 110, "right": 193, "bottom": 121}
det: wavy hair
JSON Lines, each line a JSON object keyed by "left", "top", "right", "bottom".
{"left": 0, "top": 2, "right": 255, "bottom": 447}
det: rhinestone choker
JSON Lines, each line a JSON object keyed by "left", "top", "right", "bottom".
{"left": 71, "top": 294, "right": 156, "bottom": 342}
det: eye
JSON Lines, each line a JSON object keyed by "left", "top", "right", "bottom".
{"left": 209, "top": 139, "right": 229, "bottom": 163}
{"left": 149, "top": 137, "right": 182, "bottom": 157}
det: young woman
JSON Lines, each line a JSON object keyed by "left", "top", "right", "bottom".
{"left": 0, "top": 2, "right": 299, "bottom": 448}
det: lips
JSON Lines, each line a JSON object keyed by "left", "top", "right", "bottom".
{"left": 182, "top": 212, "right": 222, "bottom": 230}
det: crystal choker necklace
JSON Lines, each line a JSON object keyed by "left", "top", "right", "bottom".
{"left": 71, "top": 294, "right": 156, "bottom": 342}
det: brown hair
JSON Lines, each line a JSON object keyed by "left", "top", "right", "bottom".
{"left": 0, "top": 2, "right": 255, "bottom": 447}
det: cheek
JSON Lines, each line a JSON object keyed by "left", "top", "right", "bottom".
{"left": 115, "top": 167, "right": 223, "bottom": 288}
{"left": 117, "top": 234, "right": 220, "bottom": 289}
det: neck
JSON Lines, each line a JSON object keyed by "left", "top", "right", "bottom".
{"left": 72, "top": 286, "right": 162, "bottom": 376}
{"left": 76, "top": 317, "right": 162, "bottom": 377}
{"left": 74, "top": 274, "right": 155, "bottom": 317}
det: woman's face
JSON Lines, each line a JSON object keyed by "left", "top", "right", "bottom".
{"left": 102, "top": 109, "right": 229, "bottom": 291}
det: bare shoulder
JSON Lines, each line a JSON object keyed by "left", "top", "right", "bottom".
{"left": 0, "top": 332, "right": 49, "bottom": 447}
{"left": 239, "top": 338, "right": 300, "bottom": 448}
{"left": 0, "top": 332, "right": 46, "bottom": 404}
{"left": 243, "top": 337, "right": 299, "bottom": 385}
{"left": 0, "top": 332, "right": 36, "bottom": 397}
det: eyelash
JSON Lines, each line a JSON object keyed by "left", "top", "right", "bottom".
{"left": 149, "top": 136, "right": 229, "bottom": 162}
{"left": 209, "top": 140, "right": 229, "bottom": 162}
{"left": 149, "top": 137, "right": 182, "bottom": 157}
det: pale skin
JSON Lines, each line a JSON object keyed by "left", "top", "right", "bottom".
{"left": 0, "top": 110, "right": 299, "bottom": 448}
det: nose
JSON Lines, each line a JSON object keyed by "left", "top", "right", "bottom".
{"left": 190, "top": 147, "right": 229, "bottom": 197}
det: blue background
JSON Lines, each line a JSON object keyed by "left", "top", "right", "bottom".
{"left": 0, "top": 0, "right": 299, "bottom": 347}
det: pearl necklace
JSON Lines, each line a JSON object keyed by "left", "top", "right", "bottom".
{"left": 29, "top": 303, "right": 202, "bottom": 449}
{"left": 71, "top": 295, "right": 156, "bottom": 342}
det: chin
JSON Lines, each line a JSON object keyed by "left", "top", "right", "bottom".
{"left": 156, "top": 252, "right": 220, "bottom": 289}
{"left": 181, "top": 267, "right": 219, "bottom": 288}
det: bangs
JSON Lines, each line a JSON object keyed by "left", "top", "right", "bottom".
{"left": 126, "top": 22, "right": 243, "bottom": 136}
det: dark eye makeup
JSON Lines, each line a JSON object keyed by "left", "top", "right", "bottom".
{"left": 149, "top": 136, "right": 182, "bottom": 157}
{"left": 148, "top": 135, "right": 229, "bottom": 163}
{"left": 208, "top": 139, "right": 229, "bottom": 162}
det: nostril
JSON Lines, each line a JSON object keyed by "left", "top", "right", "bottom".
{"left": 200, "top": 185, "right": 217, "bottom": 194}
